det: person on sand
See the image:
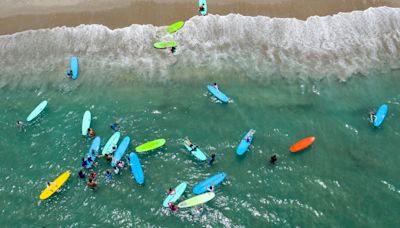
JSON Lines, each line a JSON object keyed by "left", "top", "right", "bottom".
{"left": 369, "top": 111, "right": 376, "bottom": 123}
{"left": 270, "top": 154, "right": 278, "bottom": 164}
{"left": 208, "top": 154, "right": 216, "bottom": 165}
{"left": 168, "top": 202, "right": 178, "bottom": 212}
{"left": 87, "top": 128, "right": 96, "bottom": 138}
{"left": 168, "top": 188, "right": 176, "bottom": 195}
{"left": 105, "top": 170, "right": 112, "bottom": 183}
{"left": 78, "top": 170, "right": 85, "bottom": 179}
{"left": 46, "top": 181, "right": 58, "bottom": 191}
{"left": 87, "top": 179, "right": 97, "bottom": 190}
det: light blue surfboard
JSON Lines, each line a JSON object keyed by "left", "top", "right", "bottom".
{"left": 236, "top": 129, "right": 255, "bottom": 155}
{"left": 81, "top": 111, "right": 91, "bottom": 136}
{"left": 207, "top": 85, "right": 229, "bottom": 103}
{"left": 193, "top": 172, "right": 226, "bottom": 195}
{"left": 102, "top": 132, "right": 120, "bottom": 155}
{"left": 199, "top": 0, "right": 207, "bottom": 15}
{"left": 163, "top": 182, "right": 187, "bottom": 207}
{"left": 112, "top": 136, "right": 130, "bottom": 167}
{"left": 129, "top": 152, "right": 144, "bottom": 184}
{"left": 184, "top": 144, "right": 207, "bottom": 161}
{"left": 374, "top": 104, "right": 388, "bottom": 127}
{"left": 86, "top": 136, "right": 101, "bottom": 169}
{"left": 26, "top": 100, "right": 48, "bottom": 122}
{"left": 70, "top": 56, "right": 78, "bottom": 80}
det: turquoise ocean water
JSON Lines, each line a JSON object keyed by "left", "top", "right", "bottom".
{"left": 1, "top": 7, "right": 400, "bottom": 227}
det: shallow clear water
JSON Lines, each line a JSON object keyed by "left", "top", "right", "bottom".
{"left": 1, "top": 66, "right": 400, "bottom": 226}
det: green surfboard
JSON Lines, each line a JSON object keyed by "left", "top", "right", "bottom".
{"left": 135, "top": 139, "right": 166, "bottom": 153}
{"left": 154, "top": 41, "right": 177, "bottom": 49}
{"left": 165, "top": 21, "right": 184, "bottom": 34}
{"left": 177, "top": 192, "right": 215, "bottom": 208}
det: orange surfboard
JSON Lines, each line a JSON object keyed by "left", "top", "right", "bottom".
{"left": 290, "top": 136, "right": 316, "bottom": 152}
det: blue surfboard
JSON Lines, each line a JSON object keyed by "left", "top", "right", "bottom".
{"left": 129, "top": 152, "right": 144, "bottom": 184}
{"left": 207, "top": 85, "right": 229, "bottom": 103}
{"left": 193, "top": 172, "right": 226, "bottom": 195}
{"left": 70, "top": 56, "right": 79, "bottom": 80}
{"left": 374, "top": 104, "right": 388, "bottom": 127}
{"left": 86, "top": 136, "right": 101, "bottom": 168}
{"left": 236, "top": 129, "right": 255, "bottom": 155}
{"left": 199, "top": 0, "right": 207, "bottom": 16}
{"left": 111, "top": 136, "right": 130, "bottom": 167}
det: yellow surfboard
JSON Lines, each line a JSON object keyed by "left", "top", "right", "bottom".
{"left": 39, "top": 171, "right": 71, "bottom": 200}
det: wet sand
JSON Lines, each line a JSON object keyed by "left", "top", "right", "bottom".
{"left": 0, "top": 0, "right": 399, "bottom": 35}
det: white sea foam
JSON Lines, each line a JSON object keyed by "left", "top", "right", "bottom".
{"left": 0, "top": 6, "right": 399, "bottom": 85}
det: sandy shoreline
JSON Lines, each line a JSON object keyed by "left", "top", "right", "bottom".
{"left": 0, "top": 0, "right": 399, "bottom": 35}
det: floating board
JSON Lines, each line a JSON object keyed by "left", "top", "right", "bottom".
{"left": 39, "top": 171, "right": 71, "bottom": 200}
{"left": 102, "top": 132, "right": 121, "bottom": 155}
{"left": 70, "top": 56, "right": 78, "bottom": 80}
{"left": 193, "top": 172, "right": 226, "bottom": 195}
{"left": 183, "top": 144, "right": 207, "bottom": 161}
{"left": 26, "top": 100, "right": 48, "bottom": 122}
{"left": 290, "top": 136, "right": 316, "bottom": 153}
{"left": 154, "top": 41, "right": 177, "bottom": 49}
{"left": 207, "top": 85, "right": 229, "bottom": 103}
{"left": 81, "top": 111, "right": 91, "bottom": 136}
{"left": 199, "top": 0, "right": 208, "bottom": 16}
{"left": 135, "top": 139, "right": 166, "bottom": 153}
{"left": 112, "top": 136, "right": 130, "bottom": 167}
{"left": 374, "top": 104, "right": 388, "bottom": 127}
{"left": 86, "top": 136, "right": 101, "bottom": 169}
{"left": 178, "top": 192, "right": 215, "bottom": 208}
{"left": 166, "top": 21, "right": 184, "bottom": 34}
{"left": 163, "top": 182, "right": 187, "bottom": 207}
{"left": 236, "top": 129, "right": 255, "bottom": 155}
{"left": 129, "top": 152, "right": 144, "bottom": 184}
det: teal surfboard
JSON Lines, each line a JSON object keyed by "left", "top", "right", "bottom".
{"left": 102, "top": 132, "right": 121, "bottom": 155}
{"left": 86, "top": 136, "right": 101, "bottom": 169}
{"left": 111, "top": 136, "right": 130, "bottom": 167}
{"left": 81, "top": 111, "right": 91, "bottom": 136}
{"left": 199, "top": 0, "right": 207, "bottom": 16}
{"left": 26, "top": 100, "right": 48, "bottom": 122}
{"left": 70, "top": 56, "right": 78, "bottom": 80}
{"left": 183, "top": 144, "right": 207, "bottom": 161}
{"left": 236, "top": 129, "right": 255, "bottom": 155}
{"left": 207, "top": 85, "right": 229, "bottom": 103}
{"left": 163, "top": 182, "right": 187, "bottom": 207}
{"left": 374, "top": 104, "right": 388, "bottom": 127}
{"left": 129, "top": 152, "right": 144, "bottom": 184}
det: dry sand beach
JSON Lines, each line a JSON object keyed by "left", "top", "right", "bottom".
{"left": 1, "top": 0, "right": 399, "bottom": 35}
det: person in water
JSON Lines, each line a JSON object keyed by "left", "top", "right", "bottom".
{"left": 168, "top": 188, "right": 176, "bottom": 195}
{"left": 81, "top": 158, "right": 88, "bottom": 168}
{"left": 199, "top": 3, "right": 205, "bottom": 12}
{"left": 207, "top": 184, "right": 214, "bottom": 192}
{"left": 213, "top": 82, "right": 218, "bottom": 90}
{"left": 87, "top": 179, "right": 97, "bottom": 190}
{"left": 171, "top": 47, "right": 176, "bottom": 54}
{"left": 66, "top": 69, "right": 72, "bottom": 78}
{"left": 89, "top": 172, "right": 97, "bottom": 180}
{"left": 78, "top": 170, "right": 85, "bottom": 179}
{"left": 110, "top": 123, "right": 119, "bottom": 132}
{"left": 168, "top": 202, "right": 178, "bottom": 212}
{"left": 111, "top": 145, "right": 117, "bottom": 153}
{"left": 105, "top": 170, "right": 112, "bottom": 183}
{"left": 184, "top": 139, "right": 197, "bottom": 151}
{"left": 87, "top": 128, "right": 96, "bottom": 138}
{"left": 369, "top": 111, "right": 376, "bottom": 123}
{"left": 208, "top": 154, "right": 216, "bottom": 165}
{"left": 270, "top": 154, "right": 278, "bottom": 164}
{"left": 113, "top": 166, "right": 121, "bottom": 175}
{"left": 16, "top": 121, "right": 26, "bottom": 127}
{"left": 117, "top": 160, "right": 125, "bottom": 168}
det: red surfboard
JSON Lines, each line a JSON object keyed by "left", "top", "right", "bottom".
{"left": 290, "top": 136, "right": 316, "bottom": 152}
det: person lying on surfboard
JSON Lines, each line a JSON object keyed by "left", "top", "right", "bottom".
{"left": 46, "top": 182, "right": 58, "bottom": 191}
{"left": 213, "top": 82, "right": 219, "bottom": 90}
{"left": 246, "top": 130, "right": 256, "bottom": 142}
{"left": 168, "top": 188, "right": 176, "bottom": 195}
{"left": 207, "top": 184, "right": 214, "bottom": 192}
{"left": 184, "top": 138, "right": 198, "bottom": 152}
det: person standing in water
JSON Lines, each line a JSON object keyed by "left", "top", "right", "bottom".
{"left": 270, "top": 154, "right": 278, "bottom": 164}
{"left": 105, "top": 170, "right": 112, "bottom": 183}
{"left": 369, "top": 111, "right": 376, "bottom": 123}
{"left": 110, "top": 123, "right": 119, "bottom": 132}
{"left": 78, "top": 170, "right": 85, "bottom": 179}
{"left": 208, "top": 154, "right": 216, "bottom": 165}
